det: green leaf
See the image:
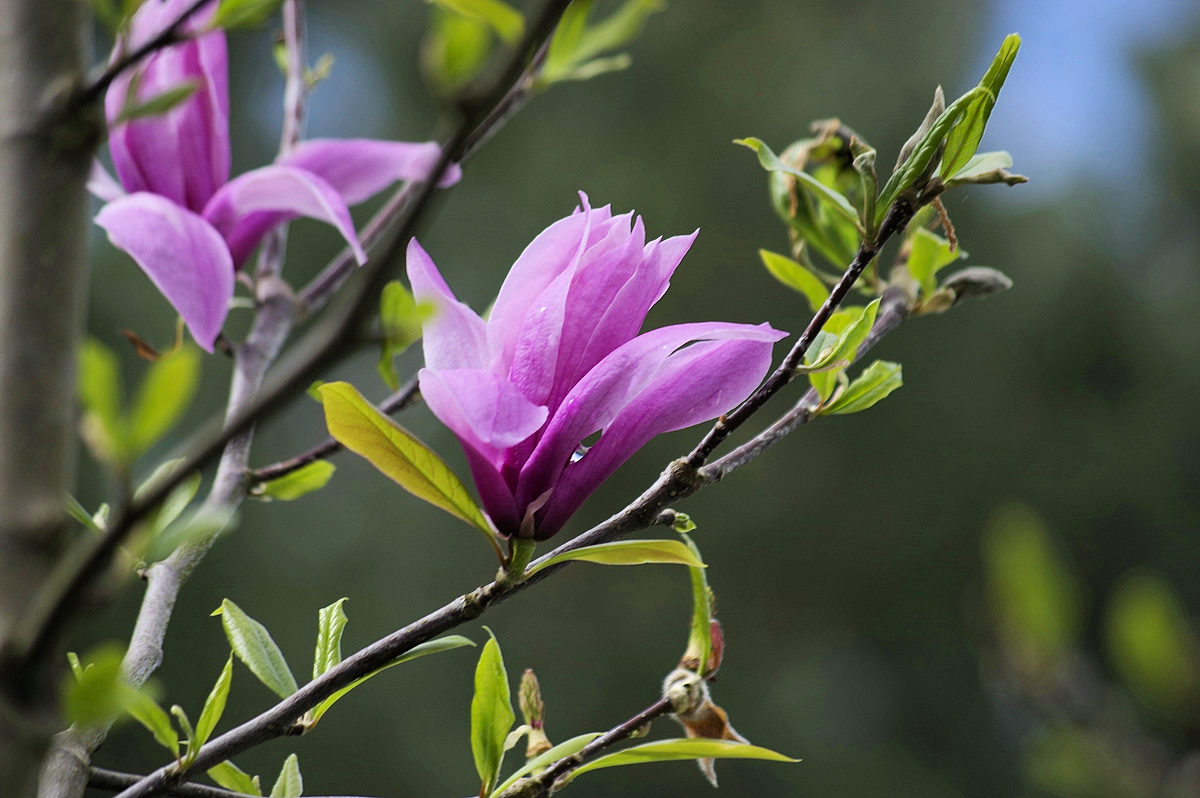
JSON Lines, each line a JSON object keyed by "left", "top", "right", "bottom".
{"left": 208, "top": 761, "right": 262, "bottom": 795}
{"left": 821, "top": 360, "right": 902, "bottom": 416}
{"left": 679, "top": 531, "right": 714, "bottom": 675}
{"left": 758, "top": 249, "right": 829, "bottom": 314}
{"left": 255, "top": 461, "right": 336, "bottom": 502}
{"left": 170, "top": 705, "right": 195, "bottom": 747}
{"left": 423, "top": 7, "right": 493, "bottom": 94}
{"left": 429, "top": 0, "right": 524, "bottom": 44}
{"left": 64, "top": 643, "right": 134, "bottom": 726}
{"left": 671, "top": 512, "right": 696, "bottom": 534}
{"left": 377, "top": 282, "right": 429, "bottom": 390}
{"left": 544, "top": 0, "right": 590, "bottom": 77}
{"left": 67, "top": 652, "right": 84, "bottom": 682}
{"left": 945, "top": 150, "right": 1027, "bottom": 189}
{"left": 805, "top": 299, "right": 880, "bottom": 402}
{"left": 126, "top": 690, "right": 180, "bottom": 758}
{"left": 115, "top": 81, "right": 200, "bottom": 125}
{"left": 127, "top": 345, "right": 201, "bottom": 458}
{"left": 146, "top": 505, "right": 236, "bottom": 563}
{"left": 526, "top": 539, "right": 705, "bottom": 576}
{"left": 319, "top": 382, "right": 497, "bottom": 542}
{"left": 192, "top": 656, "right": 233, "bottom": 756}
{"left": 852, "top": 145, "right": 878, "bottom": 237}
{"left": 493, "top": 733, "right": 603, "bottom": 795}
{"left": 214, "top": 599, "right": 298, "bottom": 699}
{"left": 940, "top": 34, "right": 1020, "bottom": 178}
{"left": 471, "top": 628, "right": 515, "bottom": 796}
{"left": 65, "top": 493, "right": 105, "bottom": 535}
{"left": 1107, "top": 570, "right": 1200, "bottom": 716}
{"left": 548, "top": 53, "right": 632, "bottom": 83}
{"left": 313, "top": 598, "right": 349, "bottom": 680}
{"left": 270, "top": 754, "right": 303, "bottom": 798}
{"left": 135, "top": 461, "right": 202, "bottom": 536}
{"left": 212, "top": 0, "right": 285, "bottom": 29}
{"left": 568, "top": 0, "right": 661, "bottom": 66}
{"left": 78, "top": 338, "right": 124, "bottom": 465}
{"left": 564, "top": 739, "right": 798, "bottom": 783}
{"left": 736, "top": 138, "right": 863, "bottom": 233}
{"left": 310, "top": 635, "right": 475, "bottom": 724}
{"left": 906, "top": 228, "right": 965, "bottom": 296}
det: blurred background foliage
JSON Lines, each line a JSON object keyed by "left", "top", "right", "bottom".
{"left": 77, "top": 0, "right": 1200, "bottom": 796}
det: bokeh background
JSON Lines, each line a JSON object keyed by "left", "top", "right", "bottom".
{"left": 76, "top": 0, "right": 1200, "bottom": 796}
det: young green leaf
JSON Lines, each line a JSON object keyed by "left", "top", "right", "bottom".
{"left": 758, "top": 249, "right": 829, "bottom": 314}
{"left": 208, "top": 761, "right": 262, "bottom": 795}
{"left": 906, "top": 228, "right": 965, "bottom": 296}
{"left": 471, "top": 629, "right": 515, "bottom": 796}
{"left": 526, "top": 539, "right": 705, "bottom": 576}
{"left": 125, "top": 691, "right": 180, "bottom": 758}
{"left": 78, "top": 338, "right": 125, "bottom": 465}
{"left": 64, "top": 643, "right": 134, "bottom": 726}
{"left": 377, "top": 281, "right": 428, "bottom": 390}
{"left": 214, "top": 600, "right": 298, "bottom": 699}
{"left": 940, "top": 34, "right": 1021, "bottom": 178}
{"left": 679, "top": 531, "right": 714, "bottom": 676}
{"left": 270, "top": 754, "right": 303, "bottom": 798}
{"left": 821, "top": 361, "right": 902, "bottom": 416}
{"left": 542, "top": 0, "right": 662, "bottom": 84}
{"left": 671, "top": 512, "right": 696, "bottom": 534}
{"left": 492, "top": 733, "right": 604, "bottom": 795}
{"left": 212, "top": 0, "right": 285, "bottom": 29}
{"left": 313, "top": 598, "right": 349, "bottom": 680}
{"left": 422, "top": 7, "right": 494, "bottom": 95}
{"left": 429, "top": 0, "right": 524, "bottom": 44}
{"left": 736, "top": 138, "right": 863, "bottom": 233}
{"left": 115, "top": 81, "right": 201, "bottom": 125}
{"left": 806, "top": 299, "right": 880, "bottom": 402}
{"left": 126, "top": 345, "right": 201, "bottom": 458}
{"left": 852, "top": 145, "right": 878, "bottom": 236}
{"left": 310, "top": 635, "right": 475, "bottom": 724}
{"left": 192, "top": 656, "right": 233, "bottom": 757}
{"left": 568, "top": 0, "right": 661, "bottom": 66}
{"left": 945, "top": 151, "right": 1027, "bottom": 189}
{"left": 254, "top": 460, "right": 336, "bottom": 502}
{"left": 67, "top": 652, "right": 84, "bottom": 682}
{"left": 319, "top": 382, "right": 497, "bottom": 542}
{"left": 65, "top": 493, "right": 106, "bottom": 535}
{"left": 563, "top": 738, "right": 798, "bottom": 783}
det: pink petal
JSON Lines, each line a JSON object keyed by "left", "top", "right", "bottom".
{"left": 517, "top": 322, "right": 786, "bottom": 512}
{"left": 407, "top": 239, "right": 490, "bottom": 371}
{"left": 279, "top": 139, "right": 461, "bottom": 205}
{"left": 535, "top": 328, "right": 785, "bottom": 539}
{"left": 202, "top": 165, "right": 364, "bottom": 267}
{"left": 88, "top": 160, "right": 126, "bottom": 202}
{"left": 95, "top": 193, "right": 234, "bottom": 352}
{"left": 419, "top": 369, "right": 547, "bottom": 451}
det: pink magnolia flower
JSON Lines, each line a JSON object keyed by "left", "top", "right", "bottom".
{"left": 409, "top": 195, "right": 787, "bottom": 540}
{"left": 91, "top": 0, "right": 460, "bottom": 351}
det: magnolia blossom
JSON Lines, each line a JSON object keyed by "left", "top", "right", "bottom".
{"left": 91, "top": 0, "right": 460, "bottom": 351}
{"left": 410, "top": 196, "right": 787, "bottom": 540}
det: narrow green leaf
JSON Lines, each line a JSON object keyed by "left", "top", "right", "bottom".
{"left": 758, "top": 249, "right": 829, "bottom": 313}
{"left": 193, "top": 656, "right": 233, "bottom": 755}
{"left": 736, "top": 138, "right": 863, "bottom": 233}
{"left": 906, "top": 228, "right": 965, "bottom": 296}
{"left": 680, "top": 531, "right": 713, "bottom": 675}
{"left": 550, "top": 53, "right": 632, "bottom": 82}
{"left": 214, "top": 600, "right": 298, "bottom": 699}
{"left": 471, "top": 629, "right": 515, "bottom": 795}
{"left": 544, "top": 0, "right": 592, "bottom": 77}
{"left": 852, "top": 146, "right": 878, "bottom": 236}
{"left": 493, "top": 733, "right": 603, "bottom": 795}
{"left": 170, "top": 705, "right": 195, "bottom": 748}
{"left": 65, "top": 493, "right": 105, "bottom": 535}
{"left": 422, "top": 7, "right": 493, "bottom": 94}
{"left": 126, "top": 691, "right": 179, "bottom": 757}
{"left": 115, "top": 81, "right": 200, "bottom": 125}
{"left": 212, "top": 0, "right": 285, "bottom": 29}
{"left": 310, "top": 635, "right": 475, "bottom": 724}
{"left": 570, "top": 0, "right": 661, "bottom": 65}
{"left": 255, "top": 461, "right": 336, "bottom": 502}
{"left": 526, "top": 539, "right": 705, "bottom": 576}
{"left": 270, "top": 754, "right": 303, "bottom": 798}
{"left": 126, "top": 345, "right": 201, "bottom": 458}
{"left": 136, "top": 464, "right": 203, "bottom": 537}
{"left": 208, "top": 761, "right": 262, "bottom": 795}
{"left": 941, "top": 34, "right": 1020, "bottom": 178}
{"left": 67, "top": 652, "right": 84, "bottom": 682}
{"left": 78, "top": 338, "right": 124, "bottom": 465}
{"left": 565, "top": 739, "right": 798, "bottom": 783}
{"left": 377, "top": 282, "right": 429, "bottom": 390}
{"left": 806, "top": 300, "right": 880, "bottom": 402}
{"left": 319, "top": 382, "right": 496, "bottom": 539}
{"left": 429, "top": 0, "right": 524, "bottom": 44}
{"left": 313, "top": 598, "right": 349, "bottom": 680}
{"left": 821, "top": 361, "right": 903, "bottom": 416}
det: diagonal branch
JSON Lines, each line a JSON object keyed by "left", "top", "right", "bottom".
{"left": 88, "top": 766, "right": 379, "bottom": 798}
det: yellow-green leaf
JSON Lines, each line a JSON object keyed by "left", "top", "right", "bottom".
{"left": 313, "top": 598, "right": 349, "bottom": 680}
{"left": 126, "top": 690, "right": 179, "bottom": 757}
{"left": 758, "top": 249, "right": 829, "bottom": 313}
{"left": 213, "top": 0, "right": 284, "bottom": 29}
{"left": 254, "top": 461, "right": 336, "bottom": 502}
{"left": 679, "top": 531, "right": 714, "bottom": 675}
{"left": 192, "top": 656, "right": 233, "bottom": 756}
{"left": 526, "top": 539, "right": 705, "bottom": 577}
{"left": 270, "top": 754, "right": 303, "bottom": 798}
{"left": 319, "top": 382, "right": 494, "bottom": 537}
{"left": 737, "top": 137, "right": 863, "bottom": 233}
{"left": 429, "top": 0, "right": 523, "bottom": 44}
{"left": 78, "top": 338, "right": 124, "bottom": 464}
{"left": 940, "top": 34, "right": 1020, "bottom": 178}
{"left": 906, "top": 228, "right": 965, "bottom": 296}
{"left": 208, "top": 761, "right": 262, "bottom": 795}
{"left": 493, "top": 733, "right": 603, "bottom": 795}
{"left": 471, "top": 629, "right": 514, "bottom": 795}
{"left": 64, "top": 643, "right": 133, "bottom": 726}
{"left": 127, "top": 345, "right": 201, "bottom": 458}
{"left": 214, "top": 600, "right": 298, "bottom": 699}
{"left": 821, "top": 360, "right": 902, "bottom": 416}
{"left": 564, "top": 738, "right": 798, "bottom": 783}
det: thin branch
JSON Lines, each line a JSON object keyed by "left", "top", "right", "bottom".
{"left": 278, "top": 0, "right": 307, "bottom": 154}
{"left": 88, "top": 767, "right": 376, "bottom": 798}
{"left": 76, "top": 0, "right": 212, "bottom": 108}
{"left": 248, "top": 375, "right": 420, "bottom": 484}
{"left": 526, "top": 698, "right": 674, "bottom": 795}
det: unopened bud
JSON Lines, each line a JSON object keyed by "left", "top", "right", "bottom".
{"left": 939, "top": 267, "right": 1013, "bottom": 304}
{"left": 519, "top": 669, "right": 545, "bottom": 729}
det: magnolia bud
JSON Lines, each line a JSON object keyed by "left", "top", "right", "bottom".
{"left": 519, "top": 669, "right": 544, "bottom": 729}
